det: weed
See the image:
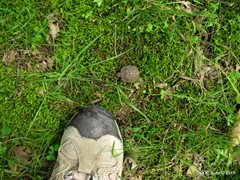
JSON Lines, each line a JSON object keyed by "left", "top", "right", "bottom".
{"left": 46, "top": 144, "right": 60, "bottom": 161}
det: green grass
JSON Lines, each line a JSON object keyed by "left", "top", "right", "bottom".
{"left": 1, "top": 0, "right": 240, "bottom": 179}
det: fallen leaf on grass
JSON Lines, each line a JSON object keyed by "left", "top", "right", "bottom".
{"left": 172, "top": 79, "right": 188, "bottom": 89}
{"left": 38, "top": 89, "right": 47, "bottom": 95}
{"left": 24, "top": 62, "right": 33, "bottom": 72}
{"left": 47, "top": 13, "right": 60, "bottom": 42}
{"left": 124, "top": 157, "right": 137, "bottom": 171}
{"left": 49, "top": 23, "right": 60, "bottom": 41}
{"left": 186, "top": 163, "right": 202, "bottom": 179}
{"left": 116, "top": 102, "right": 133, "bottom": 124}
{"left": 91, "top": 92, "right": 103, "bottom": 104}
{"left": 2, "top": 49, "right": 18, "bottom": 66}
{"left": 236, "top": 64, "right": 240, "bottom": 72}
{"left": 134, "top": 82, "right": 141, "bottom": 89}
{"left": 186, "top": 153, "right": 205, "bottom": 179}
{"left": 193, "top": 48, "right": 238, "bottom": 85}
{"left": 34, "top": 47, "right": 54, "bottom": 72}
{"left": 95, "top": 81, "right": 109, "bottom": 89}
{"left": 193, "top": 47, "right": 222, "bottom": 86}
{"left": 14, "top": 146, "right": 30, "bottom": 161}
{"left": 9, "top": 146, "right": 31, "bottom": 173}
{"left": 177, "top": 0, "right": 195, "bottom": 14}
{"left": 156, "top": 83, "right": 168, "bottom": 89}
{"left": 19, "top": 49, "right": 34, "bottom": 55}
{"left": 35, "top": 57, "right": 54, "bottom": 72}
{"left": 123, "top": 157, "right": 144, "bottom": 180}
{"left": 229, "top": 108, "right": 240, "bottom": 150}
{"left": 173, "top": 165, "right": 181, "bottom": 173}
{"left": 2, "top": 48, "right": 54, "bottom": 72}
{"left": 163, "top": 79, "right": 188, "bottom": 97}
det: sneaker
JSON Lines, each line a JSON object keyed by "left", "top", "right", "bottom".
{"left": 50, "top": 105, "right": 124, "bottom": 180}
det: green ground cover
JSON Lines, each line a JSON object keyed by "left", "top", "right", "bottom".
{"left": 0, "top": 0, "right": 240, "bottom": 179}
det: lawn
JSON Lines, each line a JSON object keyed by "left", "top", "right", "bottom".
{"left": 0, "top": 0, "right": 240, "bottom": 179}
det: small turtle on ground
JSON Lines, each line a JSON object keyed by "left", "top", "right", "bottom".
{"left": 117, "top": 65, "right": 140, "bottom": 82}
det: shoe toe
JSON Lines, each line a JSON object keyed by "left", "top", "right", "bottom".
{"left": 67, "top": 106, "right": 122, "bottom": 140}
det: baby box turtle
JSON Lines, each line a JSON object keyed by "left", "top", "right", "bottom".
{"left": 118, "top": 65, "right": 140, "bottom": 82}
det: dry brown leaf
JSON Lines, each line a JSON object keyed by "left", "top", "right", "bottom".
{"left": 193, "top": 47, "right": 235, "bottom": 85}
{"left": 45, "top": 57, "right": 54, "bottom": 68}
{"left": 49, "top": 23, "right": 60, "bottom": 41}
{"left": 124, "top": 157, "right": 137, "bottom": 171}
{"left": 186, "top": 163, "right": 202, "bottom": 179}
{"left": 19, "top": 49, "right": 33, "bottom": 55}
{"left": 156, "top": 83, "right": 168, "bottom": 89}
{"left": 10, "top": 146, "right": 31, "bottom": 173}
{"left": 177, "top": 1, "right": 194, "bottom": 14}
{"left": 2, "top": 50, "right": 18, "bottom": 66}
{"left": 35, "top": 61, "right": 48, "bottom": 72}
{"left": 94, "top": 91, "right": 103, "bottom": 98}
{"left": 173, "top": 165, "right": 181, "bottom": 173}
{"left": 91, "top": 92, "right": 103, "bottom": 104}
{"left": 47, "top": 13, "right": 60, "bottom": 43}
{"left": 47, "top": 13, "right": 55, "bottom": 21}
{"left": 34, "top": 47, "right": 54, "bottom": 72}
{"left": 13, "top": 146, "right": 30, "bottom": 163}
{"left": 123, "top": 157, "right": 143, "bottom": 180}
{"left": 116, "top": 102, "right": 133, "bottom": 124}
{"left": 163, "top": 79, "right": 188, "bottom": 97}
{"left": 185, "top": 153, "right": 205, "bottom": 180}
{"left": 2, "top": 47, "right": 54, "bottom": 72}
{"left": 229, "top": 109, "right": 240, "bottom": 150}
{"left": 24, "top": 62, "right": 33, "bottom": 72}
{"left": 35, "top": 57, "right": 54, "bottom": 72}
{"left": 164, "top": 88, "right": 174, "bottom": 96}
{"left": 38, "top": 89, "right": 47, "bottom": 95}
{"left": 134, "top": 82, "right": 141, "bottom": 89}
{"left": 236, "top": 64, "right": 240, "bottom": 72}
{"left": 193, "top": 47, "right": 221, "bottom": 86}
{"left": 172, "top": 79, "right": 188, "bottom": 89}
{"left": 188, "top": 49, "right": 194, "bottom": 57}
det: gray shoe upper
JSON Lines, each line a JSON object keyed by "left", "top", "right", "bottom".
{"left": 67, "top": 106, "right": 121, "bottom": 140}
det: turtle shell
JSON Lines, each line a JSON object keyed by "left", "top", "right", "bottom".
{"left": 120, "top": 65, "right": 139, "bottom": 82}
